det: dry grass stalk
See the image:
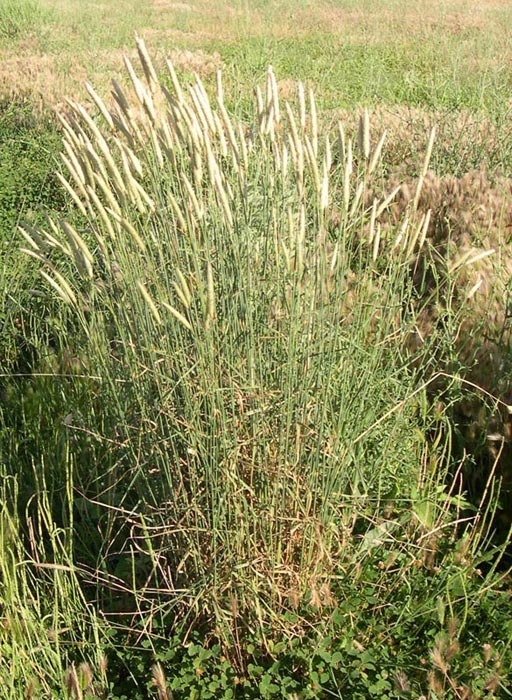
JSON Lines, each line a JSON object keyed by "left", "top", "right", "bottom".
{"left": 357, "top": 109, "right": 370, "bottom": 163}
{"left": 343, "top": 138, "right": 353, "bottom": 211}
{"left": 137, "top": 282, "right": 162, "bottom": 325}
{"left": 413, "top": 126, "right": 436, "bottom": 211}
{"left": 152, "top": 663, "right": 173, "bottom": 700}
{"left": 309, "top": 88, "right": 318, "bottom": 158}
{"left": 304, "top": 134, "right": 320, "bottom": 195}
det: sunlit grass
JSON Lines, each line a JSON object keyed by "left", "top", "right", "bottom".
{"left": 1, "top": 39, "right": 510, "bottom": 697}
{"left": 2, "top": 3, "right": 512, "bottom": 697}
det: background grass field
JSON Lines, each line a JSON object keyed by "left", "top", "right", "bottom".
{"left": 1, "top": 1, "right": 512, "bottom": 699}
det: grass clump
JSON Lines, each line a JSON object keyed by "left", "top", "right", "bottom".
{"left": 2, "top": 37, "right": 511, "bottom": 698}
{"left": 0, "top": 0, "right": 52, "bottom": 41}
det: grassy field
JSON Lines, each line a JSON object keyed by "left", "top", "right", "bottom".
{"left": 1, "top": 1, "right": 512, "bottom": 698}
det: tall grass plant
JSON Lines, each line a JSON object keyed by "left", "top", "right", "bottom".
{"left": 1, "top": 39, "right": 511, "bottom": 697}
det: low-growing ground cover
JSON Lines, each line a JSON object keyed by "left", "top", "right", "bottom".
{"left": 1, "top": 2, "right": 512, "bottom": 699}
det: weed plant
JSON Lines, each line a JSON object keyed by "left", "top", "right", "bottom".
{"left": 1, "top": 39, "right": 511, "bottom": 698}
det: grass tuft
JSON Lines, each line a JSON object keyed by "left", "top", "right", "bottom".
{"left": 1, "top": 35, "right": 511, "bottom": 700}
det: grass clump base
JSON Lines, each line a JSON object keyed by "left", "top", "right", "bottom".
{"left": 1, "top": 38, "right": 512, "bottom": 699}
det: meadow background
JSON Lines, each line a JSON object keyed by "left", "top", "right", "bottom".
{"left": 1, "top": 1, "right": 512, "bottom": 698}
